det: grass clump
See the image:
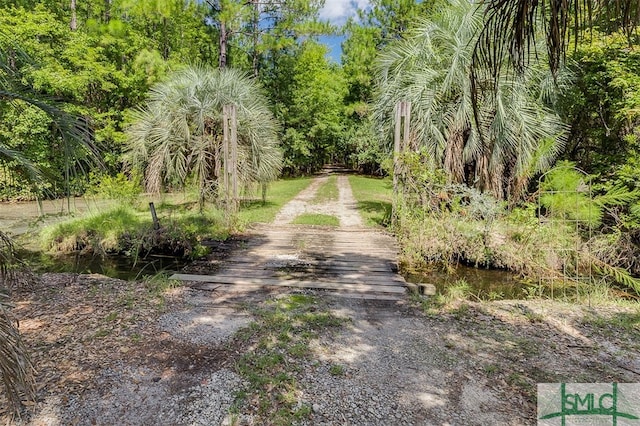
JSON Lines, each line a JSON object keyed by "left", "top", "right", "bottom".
{"left": 238, "top": 177, "right": 312, "bottom": 225}
{"left": 348, "top": 175, "right": 392, "bottom": 227}
{"left": 40, "top": 205, "right": 146, "bottom": 253}
{"left": 329, "top": 364, "right": 345, "bottom": 376}
{"left": 233, "top": 293, "right": 346, "bottom": 424}
{"left": 40, "top": 203, "right": 228, "bottom": 259}
{"left": 313, "top": 176, "right": 339, "bottom": 204}
{"left": 583, "top": 310, "right": 640, "bottom": 335}
{"left": 292, "top": 213, "right": 340, "bottom": 227}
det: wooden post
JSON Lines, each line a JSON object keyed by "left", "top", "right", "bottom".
{"left": 149, "top": 202, "right": 160, "bottom": 230}
{"left": 230, "top": 104, "right": 238, "bottom": 210}
{"left": 393, "top": 102, "right": 402, "bottom": 195}
{"left": 222, "top": 104, "right": 238, "bottom": 212}
{"left": 392, "top": 101, "right": 411, "bottom": 225}
{"left": 222, "top": 105, "right": 230, "bottom": 205}
{"left": 402, "top": 101, "right": 411, "bottom": 150}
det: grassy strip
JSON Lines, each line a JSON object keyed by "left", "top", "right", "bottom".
{"left": 38, "top": 177, "right": 312, "bottom": 261}
{"left": 232, "top": 294, "right": 346, "bottom": 425}
{"left": 237, "top": 177, "right": 312, "bottom": 225}
{"left": 292, "top": 213, "right": 340, "bottom": 227}
{"left": 40, "top": 204, "right": 228, "bottom": 258}
{"left": 312, "top": 175, "right": 338, "bottom": 204}
{"left": 348, "top": 175, "right": 393, "bottom": 227}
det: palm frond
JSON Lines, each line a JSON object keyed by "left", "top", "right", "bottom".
{"left": 126, "top": 66, "right": 282, "bottom": 202}
{"left": 474, "top": 0, "right": 639, "bottom": 79}
{"left": 373, "top": 0, "right": 567, "bottom": 199}
{"left": 0, "top": 232, "right": 35, "bottom": 417}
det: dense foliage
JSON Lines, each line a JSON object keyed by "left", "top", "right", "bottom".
{"left": 374, "top": 0, "right": 567, "bottom": 200}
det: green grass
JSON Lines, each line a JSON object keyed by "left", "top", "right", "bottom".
{"left": 39, "top": 205, "right": 147, "bottom": 252}
{"left": 291, "top": 213, "right": 340, "bottom": 226}
{"left": 40, "top": 202, "right": 228, "bottom": 258}
{"left": 348, "top": 175, "right": 393, "bottom": 227}
{"left": 584, "top": 310, "right": 640, "bottom": 334}
{"left": 237, "top": 177, "right": 312, "bottom": 225}
{"left": 38, "top": 177, "right": 312, "bottom": 263}
{"left": 313, "top": 175, "right": 338, "bottom": 203}
{"left": 233, "top": 294, "right": 346, "bottom": 424}
{"left": 329, "top": 364, "right": 345, "bottom": 376}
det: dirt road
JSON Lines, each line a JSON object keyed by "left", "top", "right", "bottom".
{"left": 4, "top": 174, "right": 639, "bottom": 425}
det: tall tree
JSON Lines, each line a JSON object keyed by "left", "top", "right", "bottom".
{"left": 0, "top": 1, "right": 216, "bottom": 198}
{"left": 375, "top": 0, "right": 568, "bottom": 199}
{"left": 126, "top": 66, "right": 282, "bottom": 209}
{"left": 70, "top": 0, "right": 77, "bottom": 30}
{"left": 280, "top": 41, "right": 347, "bottom": 173}
{"left": 342, "top": 0, "right": 438, "bottom": 108}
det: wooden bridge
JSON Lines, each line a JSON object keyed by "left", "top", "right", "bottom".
{"left": 170, "top": 223, "right": 408, "bottom": 300}
{"left": 169, "top": 174, "right": 424, "bottom": 300}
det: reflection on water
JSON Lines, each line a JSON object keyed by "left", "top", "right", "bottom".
{"left": 16, "top": 250, "right": 188, "bottom": 281}
{"left": 404, "top": 264, "right": 530, "bottom": 300}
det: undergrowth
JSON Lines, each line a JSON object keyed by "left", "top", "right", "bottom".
{"left": 394, "top": 155, "right": 640, "bottom": 297}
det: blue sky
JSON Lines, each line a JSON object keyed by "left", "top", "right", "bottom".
{"left": 318, "top": 0, "right": 371, "bottom": 63}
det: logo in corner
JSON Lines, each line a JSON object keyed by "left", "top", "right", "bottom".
{"left": 538, "top": 383, "right": 640, "bottom": 425}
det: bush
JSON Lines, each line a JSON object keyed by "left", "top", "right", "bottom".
{"left": 86, "top": 172, "right": 143, "bottom": 205}
{"left": 40, "top": 204, "right": 228, "bottom": 259}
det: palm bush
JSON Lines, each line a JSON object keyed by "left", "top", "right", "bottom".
{"left": 374, "top": 0, "right": 568, "bottom": 201}
{"left": 125, "top": 66, "right": 283, "bottom": 209}
{"left": 0, "top": 235, "right": 34, "bottom": 416}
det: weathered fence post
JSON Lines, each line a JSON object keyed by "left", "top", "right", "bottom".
{"left": 149, "top": 202, "right": 160, "bottom": 230}
{"left": 222, "top": 105, "right": 230, "bottom": 205}
{"left": 392, "top": 101, "right": 411, "bottom": 225}
{"left": 222, "top": 104, "right": 239, "bottom": 214}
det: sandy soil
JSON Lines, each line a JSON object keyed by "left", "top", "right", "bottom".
{"left": 2, "top": 174, "right": 639, "bottom": 425}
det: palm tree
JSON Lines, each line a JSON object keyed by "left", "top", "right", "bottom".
{"left": 374, "top": 0, "right": 568, "bottom": 200}
{"left": 474, "top": 0, "right": 639, "bottom": 79}
{"left": 126, "top": 65, "right": 283, "bottom": 210}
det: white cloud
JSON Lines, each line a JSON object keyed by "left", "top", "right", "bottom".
{"left": 319, "top": 0, "right": 370, "bottom": 25}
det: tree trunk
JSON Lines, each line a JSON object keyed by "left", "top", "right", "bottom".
{"left": 251, "top": 0, "right": 260, "bottom": 78}
{"left": 219, "top": 20, "right": 227, "bottom": 69}
{"left": 70, "top": 0, "right": 77, "bottom": 31}
{"left": 444, "top": 128, "right": 465, "bottom": 184}
{"left": 104, "top": 0, "right": 111, "bottom": 23}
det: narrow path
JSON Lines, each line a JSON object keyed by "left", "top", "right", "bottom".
{"left": 172, "top": 174, "right": 406, "bottom": 300}
{"left": 272, "top": 175, "right": 363, "bottom": 227}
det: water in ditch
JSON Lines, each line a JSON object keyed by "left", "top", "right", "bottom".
{"left": 403, "top": 264, "right": 532, "bottom": 300}
{"left": 16, "top": 250, "right": 189, "bottom": 281}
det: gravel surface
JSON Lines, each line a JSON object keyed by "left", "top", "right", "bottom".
{"left": 34, "top": 366, "right": 244, "bottom": 426}
{"left": 158, "top": 308, "right": 251, "bottom": 346}
{"left": 296, "top": 298, "right": 520, "bottom": 426}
